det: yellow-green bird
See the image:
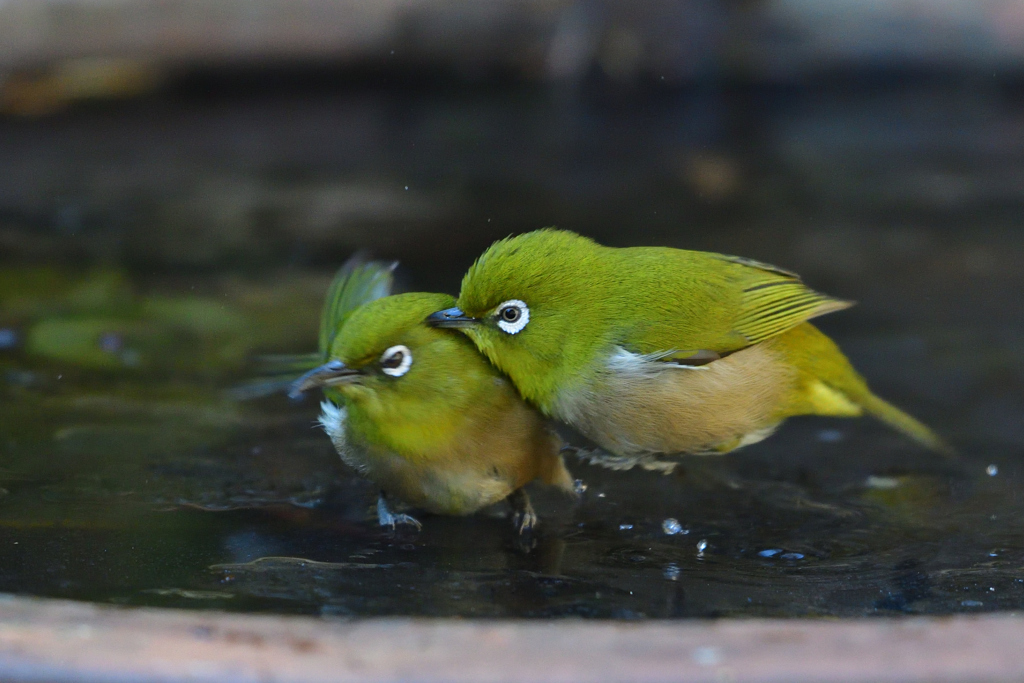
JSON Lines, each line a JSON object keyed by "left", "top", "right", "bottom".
{"left": 289, "top": 258, "right": 574, "bottom": 532}
{"left": 427, "top": 229, "right": 948, "bottom": 466}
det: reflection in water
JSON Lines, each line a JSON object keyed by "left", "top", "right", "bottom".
{"left": 1, "top": 82, "right": 1024, "bottom": 618}
{"left": 0, "top": 385, "right": 1019, "bottom": 618}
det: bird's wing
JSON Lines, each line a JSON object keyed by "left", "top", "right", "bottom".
{"left": 230, "top": 255, "right": 397, "bottom": 401}
{"left": 714, "top": 254, "right": 853, "bottom": 345}
{"left": 632, "top": 253, "right": 852, "bottom": 365}
{"left": 254, "top": 352, "right": 326, "bottom": 374}
{"left": 319, "top": 254, "right": 397, "bottom": 354}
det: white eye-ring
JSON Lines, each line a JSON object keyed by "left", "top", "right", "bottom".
{"left": 495, "top": 299, "right": 529, "bottom": 335}
{"left": 380, "top": 344, "right": 413, "bottom": 377}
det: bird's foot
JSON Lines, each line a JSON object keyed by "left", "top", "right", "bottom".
{"left": 508, "top": 489, "right": 538, "bottom": 535}
{"left": 376, "top": 495, "right": 422, "bottom": 531}
{"left": 513, "top": 507, "right": 537, "bottom": 535}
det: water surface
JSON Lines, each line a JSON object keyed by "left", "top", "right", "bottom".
{"left": 1, "top": 79, "right": 1022, "bottom": 618}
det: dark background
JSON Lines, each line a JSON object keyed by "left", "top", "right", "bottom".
{"left": 0, "top": 0, "right": 1022, "bottom": 618}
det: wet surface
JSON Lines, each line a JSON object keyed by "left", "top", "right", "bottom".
{"left": 1, "top": 79, "right": 1023, "bottom": 618}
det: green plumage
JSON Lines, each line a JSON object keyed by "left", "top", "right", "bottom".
{"left": 439, "top": 229, "right": 948, "bottom": 457}
{"left": 293, "top": 257, "right": 573, "bottom": 530}
{"left": 231, "top": 257, "right": 398, "bottom": 401}
{"left": 319, "top": 254, "right": 397, "bottom": 355}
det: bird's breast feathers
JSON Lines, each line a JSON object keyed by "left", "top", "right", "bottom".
{"left": 317, "top": 400, "right": 521, "bottom": 514}
{"left": 553, "top": 344, "right": 795, "bottom": 456}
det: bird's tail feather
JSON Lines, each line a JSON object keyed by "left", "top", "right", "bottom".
{"left": 856, "top": 390, "right": 954, "bottom": 456}
{"left": 776, "top": 324, "right": 953, "bottom": 456}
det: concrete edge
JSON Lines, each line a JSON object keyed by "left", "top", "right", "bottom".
{"left": 0, "top": 595, "right": 1021, "bottom": 682}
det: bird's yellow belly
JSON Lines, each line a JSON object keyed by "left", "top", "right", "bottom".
{"left": 554, "top": 343, "right": 797, "bottom": 456}
{"left": 356, "top": 447, "right": 517, "bottom": 515}
{"left": 321, "top": 400, "right": 523, "bottom": 515}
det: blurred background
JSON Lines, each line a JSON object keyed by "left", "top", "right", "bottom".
{"left": 1, "top": 0, "right": 1024, "bottom": 618}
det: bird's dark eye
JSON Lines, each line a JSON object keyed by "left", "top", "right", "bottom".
{"left": 379, "top": 344, "right": 413, "bottom": 377}
{"left": 500, "top": 306, "right": 520, "bottom": 322}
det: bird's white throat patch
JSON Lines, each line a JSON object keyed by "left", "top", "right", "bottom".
{"left": 318, "top": 400, "right": 347, "bottom": 442}
{"left": 318, "top": 399, "right": 371, "bottom": 474}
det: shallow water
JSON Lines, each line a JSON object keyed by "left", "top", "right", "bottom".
{"left": 1, "top": 79, "right": 1023, "bottom": 618}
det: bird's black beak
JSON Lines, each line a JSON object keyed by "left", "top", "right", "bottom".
{"left": 426, "top": 307, "right": 481, "bottom": 329}
{"left": 288, "top": 360, "right": 361, "bottom": 398}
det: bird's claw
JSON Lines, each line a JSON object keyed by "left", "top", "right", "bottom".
{"left": 376, "top": 495, "right": 422, "bottom": 530}
{"left": 512, "top": 507, "right": 537, "bottom": 535}
{"left": 508, "top": 488, "right": 538, "bottom": 536}
{"left": 384, "top": 513, "right": 422, "bottom": 530}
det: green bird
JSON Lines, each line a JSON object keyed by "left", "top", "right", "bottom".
{"left": 289, "top": 258, "right": 574, "bottom": 532}
{"left": 427, "top": 229, "right": 948, "bottom": 465}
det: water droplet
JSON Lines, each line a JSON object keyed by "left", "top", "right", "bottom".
{"left": 573, "top": 479, "right": 588, "bottom": 495}
{"left": 0, "top": 329, "right": 18, "bottom": 350}
{"left": 597, "top": 492, "right": 606, "bottom": 498}
{"left": 758, "top": 549, "right": 781, "bottom": 558}
{"left": 404, "top": 186, "right": 409, "bottom": 190}
{"left": 818, "top": 429, "right": 844, "bottom": 443}
{"left": 618, "top": 523, "right": 633, "bottom": 531}
{"left": 780, "top": 552, "right": 805, "bottom": 560}
{"left": 663, "top": 563, "right": 680, "bottom": 581}
{"left": 661, "top": 518, "right": 683, "bottom": 535}
{"left": 990, "top": 587, "right": 996, "bottom": 592}
{"left": 98, "top": 333, "right": 123, "bottom": 353}
{"left": 961, "top": 600, "right": 983, "bottom": 607}
{"left": 987, "top": 464, "right": 999, "bottom": 476}
{"left": 696, "top": 539, "right": 708, "bottom": 554}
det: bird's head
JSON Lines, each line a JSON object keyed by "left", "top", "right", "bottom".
{"left": 426, "top": 229, "right": 608, "bottom": 408}
{"left": 292, "top": 292, "right": 477, "bottom": 427}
